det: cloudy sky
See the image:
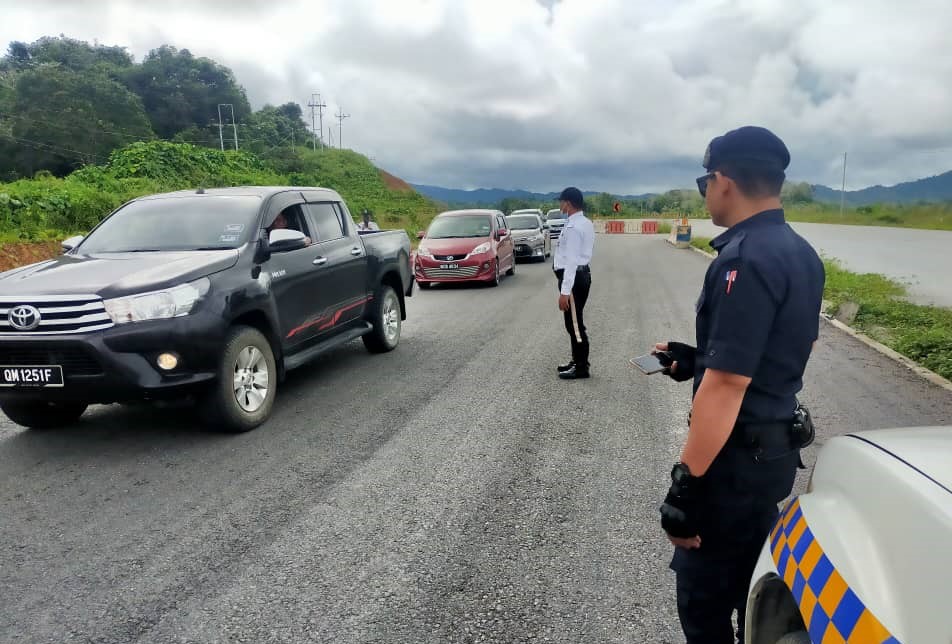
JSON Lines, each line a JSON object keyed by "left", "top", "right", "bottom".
{"left": 3, "top": 0, "right": 951, "bottom": 193}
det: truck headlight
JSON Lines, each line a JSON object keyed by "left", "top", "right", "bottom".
{"left": 104, "top": 278, "right": 210, "bottom": 324}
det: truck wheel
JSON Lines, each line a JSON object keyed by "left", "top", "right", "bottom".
{"left": 0, "top": 401, "right": 87, "bottom": 429}
{"left": 201, "top": 326, "right": 277, "bottom": 433}
{"left": 363, "top": 285, "right": 401, "bottom": 353}
{"left": 776, "top": 632, "right": 811, "bottom": 644}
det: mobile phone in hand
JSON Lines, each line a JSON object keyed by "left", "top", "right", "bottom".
{"left": 630, "top": 352, "right": 669, "bottom": 375}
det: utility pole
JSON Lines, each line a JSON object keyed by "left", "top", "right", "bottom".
{"left": 217, "top": 105, "right": 225, "bottom": 151}
{"left": 218, "top": 104, "right": 237, "bottom": 150}
{"left": 840, "top": 151, "right": 847, "bottom": 217}
{"left": 317, "top": 94, "right": 326, "bottom": 150}
{"left": 336, "top": 108, "right": 350, "bottom": 149}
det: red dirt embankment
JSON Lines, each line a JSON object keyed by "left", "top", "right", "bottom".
{"left": 379, "top": 169, "right": 413, "bottom": 192}
{"left": 0, "top": 241, "right": 62, "bottom": 272}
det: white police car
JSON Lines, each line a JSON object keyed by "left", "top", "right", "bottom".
{"left": 745, "top": 427, "right": 951, "bottom": 643}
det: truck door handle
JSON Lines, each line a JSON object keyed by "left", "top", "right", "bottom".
{"left": 351, "top": 247, "right": 362, "bottom": 256}
{"left": 313, "top": 256, "right": 328, "bottom": 266}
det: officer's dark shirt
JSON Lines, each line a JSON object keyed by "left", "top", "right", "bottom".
{"left": 693, "top": 209, "right": 825, "bottom": 423}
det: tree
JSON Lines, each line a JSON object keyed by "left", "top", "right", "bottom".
{"left": 240, "top": 103, "right": 310, "bottom": 153}
{"left": 2, "top": 66, "right": 153, "bottom": 176}
{"left": 0, "top": 36, "right": 133, "bottom": 75}
{"left": 782, "top": 181, "right": 814, "bottom": 204}
{"left": 122, "top": 45, "right": 251, "bottom": 139}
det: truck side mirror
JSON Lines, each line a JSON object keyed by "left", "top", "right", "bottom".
{"left": 254, "top": 229, "right": 272, "bottom": 264}
{"left": 61, "top": 235, "right": 84, "bottom": 252}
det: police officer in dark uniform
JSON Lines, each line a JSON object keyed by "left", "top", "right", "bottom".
{"left": 653, "top": 126, "right": 825, "bottom": 644}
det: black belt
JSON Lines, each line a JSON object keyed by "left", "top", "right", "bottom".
{"left": 726, "top": 421, "right": 795, "bottom": 449}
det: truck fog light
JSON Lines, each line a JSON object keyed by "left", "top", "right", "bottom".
{"left": 157, "top": 353, "right": 179, "bottom": 371}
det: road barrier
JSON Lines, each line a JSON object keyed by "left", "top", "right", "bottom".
{"left": 642, "top": 220, "right": 658, "bottom": 234}
{"left": 666, "top": 217, "right": 692, "bottom": 248}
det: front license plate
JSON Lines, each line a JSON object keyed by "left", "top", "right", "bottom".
{"left": 440, "top": 263, "right": 459, "bottom": 269}
{"left": 0, "top": 365, "right": 64, "bottom": 388}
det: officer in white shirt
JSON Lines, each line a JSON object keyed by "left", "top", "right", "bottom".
{"left": 553, "top": 187, "right": 595, "bottom": 380}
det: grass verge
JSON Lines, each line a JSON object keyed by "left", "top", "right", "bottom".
{"left": 687, "top": 235, "right": 952, "bottom": 381}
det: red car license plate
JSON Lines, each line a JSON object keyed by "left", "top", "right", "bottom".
{"left": 440, "top": 263, "right": 459, "bottom": 269}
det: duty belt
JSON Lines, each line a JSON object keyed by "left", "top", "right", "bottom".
{"left": 554, "top": 265, "right": 590, "bottom": 274}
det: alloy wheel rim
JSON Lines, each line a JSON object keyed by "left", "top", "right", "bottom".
{"left": 233, "top": 346, "right": 269, "bottom": 412}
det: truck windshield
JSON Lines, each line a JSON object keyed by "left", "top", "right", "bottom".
{"left": 427, "top": 215, "right": 493, "bottom": 239}
{"left": 77, "top": 196, "right": 262, "bottom": 253}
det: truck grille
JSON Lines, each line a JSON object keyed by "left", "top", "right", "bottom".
{"left": 0, "top": 346, "right": 103, "bottom": 376}
{"left": 0, "top": 295, "right": 114, "bottom": 335}
{"left": 423, "top": 266, "right": 480, "bottom": 279}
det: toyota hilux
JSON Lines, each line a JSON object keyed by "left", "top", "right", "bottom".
{"left": 0, "top": 186, "right": 414, "bottom": 433}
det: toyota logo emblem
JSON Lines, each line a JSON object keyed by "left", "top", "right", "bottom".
{"left": 9, "top": 305, "right": 41, "bottom": 331}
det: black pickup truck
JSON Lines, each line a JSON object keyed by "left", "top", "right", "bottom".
{"left": 0, "top": 186, "right": 414, "bottom": 432}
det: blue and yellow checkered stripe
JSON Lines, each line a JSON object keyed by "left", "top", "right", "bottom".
{"left": 770, "top": 498, "right": 900, "bottom": 644}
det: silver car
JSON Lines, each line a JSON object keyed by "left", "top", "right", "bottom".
{"left": 545, "top": 209, "right": 567, "bottom": 239}
{"left": 505, "top": 213, "right": 550, "bottom": 262}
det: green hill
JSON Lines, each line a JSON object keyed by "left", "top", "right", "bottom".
{"left": 0, "top": 141, "right": 438, "bottom": 242}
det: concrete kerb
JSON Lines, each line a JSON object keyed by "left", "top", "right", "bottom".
{"left": 685, "top": 243, "right": 952, "bottom": 394}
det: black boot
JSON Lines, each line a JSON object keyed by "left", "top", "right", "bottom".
{"left": 558, "top": 364, "right": 590, "bottom": 380}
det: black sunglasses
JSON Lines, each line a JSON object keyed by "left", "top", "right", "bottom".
{"left": 695, "top": 172, "right": 716, "bottom": 197}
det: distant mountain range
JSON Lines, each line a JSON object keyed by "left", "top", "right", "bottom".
{"left": 811, "top": 170, "right": 952, "bottom": 206}
{"left": 410, "top": 184, "right": 653, "bottom": 206}
{"left": 413, "top": 170, "right": 952, "bottom": 207}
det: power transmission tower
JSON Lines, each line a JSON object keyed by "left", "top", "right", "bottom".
{"left": 317, "top": 94, "right": 326, "bottom": 150}
{"left": 307, "top": 93, "right": 326, "bottom": 151}
{"left": 336, "top": 108, "right": 350, "bottom": 149}
{"left": 217, "top": 104, "right": 237, "bottom": 150}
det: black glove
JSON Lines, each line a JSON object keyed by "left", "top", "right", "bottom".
{"left": 659, "top": 463, "right": 702, "bottom": 539}
{"left": 658, "top": 341, "right": 696, "bottom": 382}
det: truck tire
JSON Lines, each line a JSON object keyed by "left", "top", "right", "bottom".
{"left": 0, "top": 401, "right": 87, "bottom": 429}
{"left": 776, "top": 632, "right": 811, "bottom": 644}
{"left": 363, "top": 285, "right": 401, "bottom": 353}
{"left": 200, "top": 325, "right": 277, "bottom": 433}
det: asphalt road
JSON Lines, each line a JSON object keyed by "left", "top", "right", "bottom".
{"left": 2, "top": 236, "right": 951, "bottom": 644}
{"left": 688, "top": 219, "right": 952, "bottom": 307}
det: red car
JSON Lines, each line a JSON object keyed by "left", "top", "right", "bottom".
{"left": 414, "top": 209, "right": 516, "bottom": 288}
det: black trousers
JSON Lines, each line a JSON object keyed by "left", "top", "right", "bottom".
{"left": 670, "top": 443, "right": 794, "bottom": 644}
{"left": 556, "top": 268, "right": 591, "bottom": 370}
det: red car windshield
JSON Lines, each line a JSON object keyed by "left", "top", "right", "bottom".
{"left": 427, "top": 215, "right": 493, "bottom": 239}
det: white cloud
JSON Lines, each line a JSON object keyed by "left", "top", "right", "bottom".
{"left": 2, "top": 0, "right": 950, "bottom": 192}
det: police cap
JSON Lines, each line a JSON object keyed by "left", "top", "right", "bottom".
{"left": 703, "top": 126, "right": 790, "bottom": 172}
{"left": 558, "top": 186, "right": 584, "bottom": 209}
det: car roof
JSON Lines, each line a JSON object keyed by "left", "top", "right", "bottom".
{"left": 510, "top": 209, "right": 542, "bottom": 214}
{"left": 851, "top": 427, "right": 952, "bottom": 493}
{"left": 134, "top": 186, "right": 345, "bottom": 202}
{"left": 436, "top": 209, "right": 500, "bottom": 217}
